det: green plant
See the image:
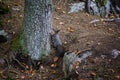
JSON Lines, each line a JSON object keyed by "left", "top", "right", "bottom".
{"left": 7, "top": 77, "right": 15, "bottom": 80}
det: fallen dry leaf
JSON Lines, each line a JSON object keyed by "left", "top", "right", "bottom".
{"left": 100, "top": 18, "right": 104, "bottom": 22}
{"left": 62, "top": 11, "right": 66, "bottom": 14}
{"left": 93, "top": 24, "right": 97, "bottom": 27}
{"left": 73, "top": 61, "right": 80, "bottom": 69}
{"left": 97, "top": 42, "right": 101, "bottom": 45}
{"left": 111, "top": 69, "right": 115, "bottom": 73}
{"left": 118, "top": 51, "right": 120, "bottom": 55}
{"left": 7, "top": 20, "right": 11, "bottom": 23}
{"left": 59, "top": 22, "right": 64, "bottom": 25}
{"left": 26, "top": 65, "right": 29, "bottom": 69}
{"left": 29, "top": 68, "right": 33, "bottom": 73}
{"left": 54, "top": 17, "right": 60, "bottom": 20}
{"left": 64, "top": 41, "right": 67, "bottom": 44}
{"left": 28, "top": 76, "right": 32, "bottom": 79}
{"left": 51, "top": 63, "right": 57, "bottom": 68}
{"left": 19, "top": 15, "right": 23, "bottom": 18}
{"left": 37, "top": 61, "right": 41, "bottom": 65}
{"left": 85, "top": 13, "right": 89, "bottom": 16}
{"left": 75, "top": 50, "right": 81, "bottom": 55}
{"left": 20, "top": 75, "right": 25, "bottom": 79}
{"left": 68, "top": 27, "right": 74, "bottom": 32}
{"left": 0, "top": 70, "right": 3, "bottom": 74}
{"left": 115, "top": 75, "right": 120, "bottom": 79}
{"left": 118, "top": 37, "right": 120, "bottom": 39}
{"left": 40, "top": 65, "right": 44, "bottom": 69}
{"left": 75, "top": 70, "right": 79, "bottom": 75}
{"left": 12, "top": 31, "right": 15, "bottom": 34}
{"left": 21, "top": 70, "right": 24, "bottom": 72}
{"left": 90, "top": 72, "right": 96, "bottom": 76}
{"left": 43, "top": 77, "right": 47, "bottom": 79}
{"left": 51, "top": 70, "right": 56, "bottom": 74}
{"left": 31, "top": 72, "right": 35, "bottom": 76}
{"left": 8, "top": 5, "right": 10, "bottom": 8}
{"left": 102, "top": 22, "right": 106, "bottom": 24}
{"left": 91, "top": 40, "right": 94, "bottom": 43}
{"left": 108, "top": 59, "right": 111, "bottom": 62}
{"left": 109, "top": 28, "right": 113, "bottom": 31}
{"left": 109, "top": 15, "right": 114, "bottom": 19}
{"left": 53, "top": 56, "right": 59, "bottom": 62}
{"left": 57, "top": 7, "right": 61, "bottom": 10}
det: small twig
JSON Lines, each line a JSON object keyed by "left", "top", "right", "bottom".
{"left": 9, "top": 70, "right": 19, "bottom": 75}
{"left": 0, "top": 67, "right": 9, "bottom": 79}
{"left": 6, "top": 51, "right": 27, "bottom": 70}
{"left": 0, "top": 73, "right": 7, "bottom": 79}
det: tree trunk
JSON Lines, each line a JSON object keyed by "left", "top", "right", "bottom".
{"left": 21, "top": 0, "right": 52, "bottom": 60}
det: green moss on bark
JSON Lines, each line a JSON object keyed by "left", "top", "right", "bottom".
{"left": 11, "top": 35, "right": 22, "bottom": 51}
{"left": 10, "top": 34, "right": 29, "bottom": 56}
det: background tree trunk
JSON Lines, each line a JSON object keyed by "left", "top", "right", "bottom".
{"left": 21, "top": 0, "right": 52, "bottom": 60}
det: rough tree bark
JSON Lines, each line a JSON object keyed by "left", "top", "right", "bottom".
{"left": 21, "top": 0, "right": 52, "bottom": 60}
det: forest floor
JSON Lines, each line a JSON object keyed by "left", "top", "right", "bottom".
{"left": 0, "top": 0, "right": 120, "bottom": 80}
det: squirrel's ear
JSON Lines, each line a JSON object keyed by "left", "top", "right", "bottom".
{"left": 56, "top": 30, "right": 60, "bottom": 33}
{"left": 52, "top": 28, "right": 55, "bottom": 31}
{"left": 50, "top": 31, "right": 55, "bottom": 35}
{"left": 51, "top": 28, "right": 60, "bottom": 33}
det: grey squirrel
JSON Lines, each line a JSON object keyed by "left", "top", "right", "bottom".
{"left": 50, "top": 29, "right": 65, "bottom": 57}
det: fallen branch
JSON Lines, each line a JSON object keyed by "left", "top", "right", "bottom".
{"left": 89, "top": 18, "right": 120, "bottom": 24}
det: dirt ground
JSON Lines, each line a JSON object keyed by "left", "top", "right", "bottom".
{"left": 0, "top": 0, "right": 120, "bottom": 80}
